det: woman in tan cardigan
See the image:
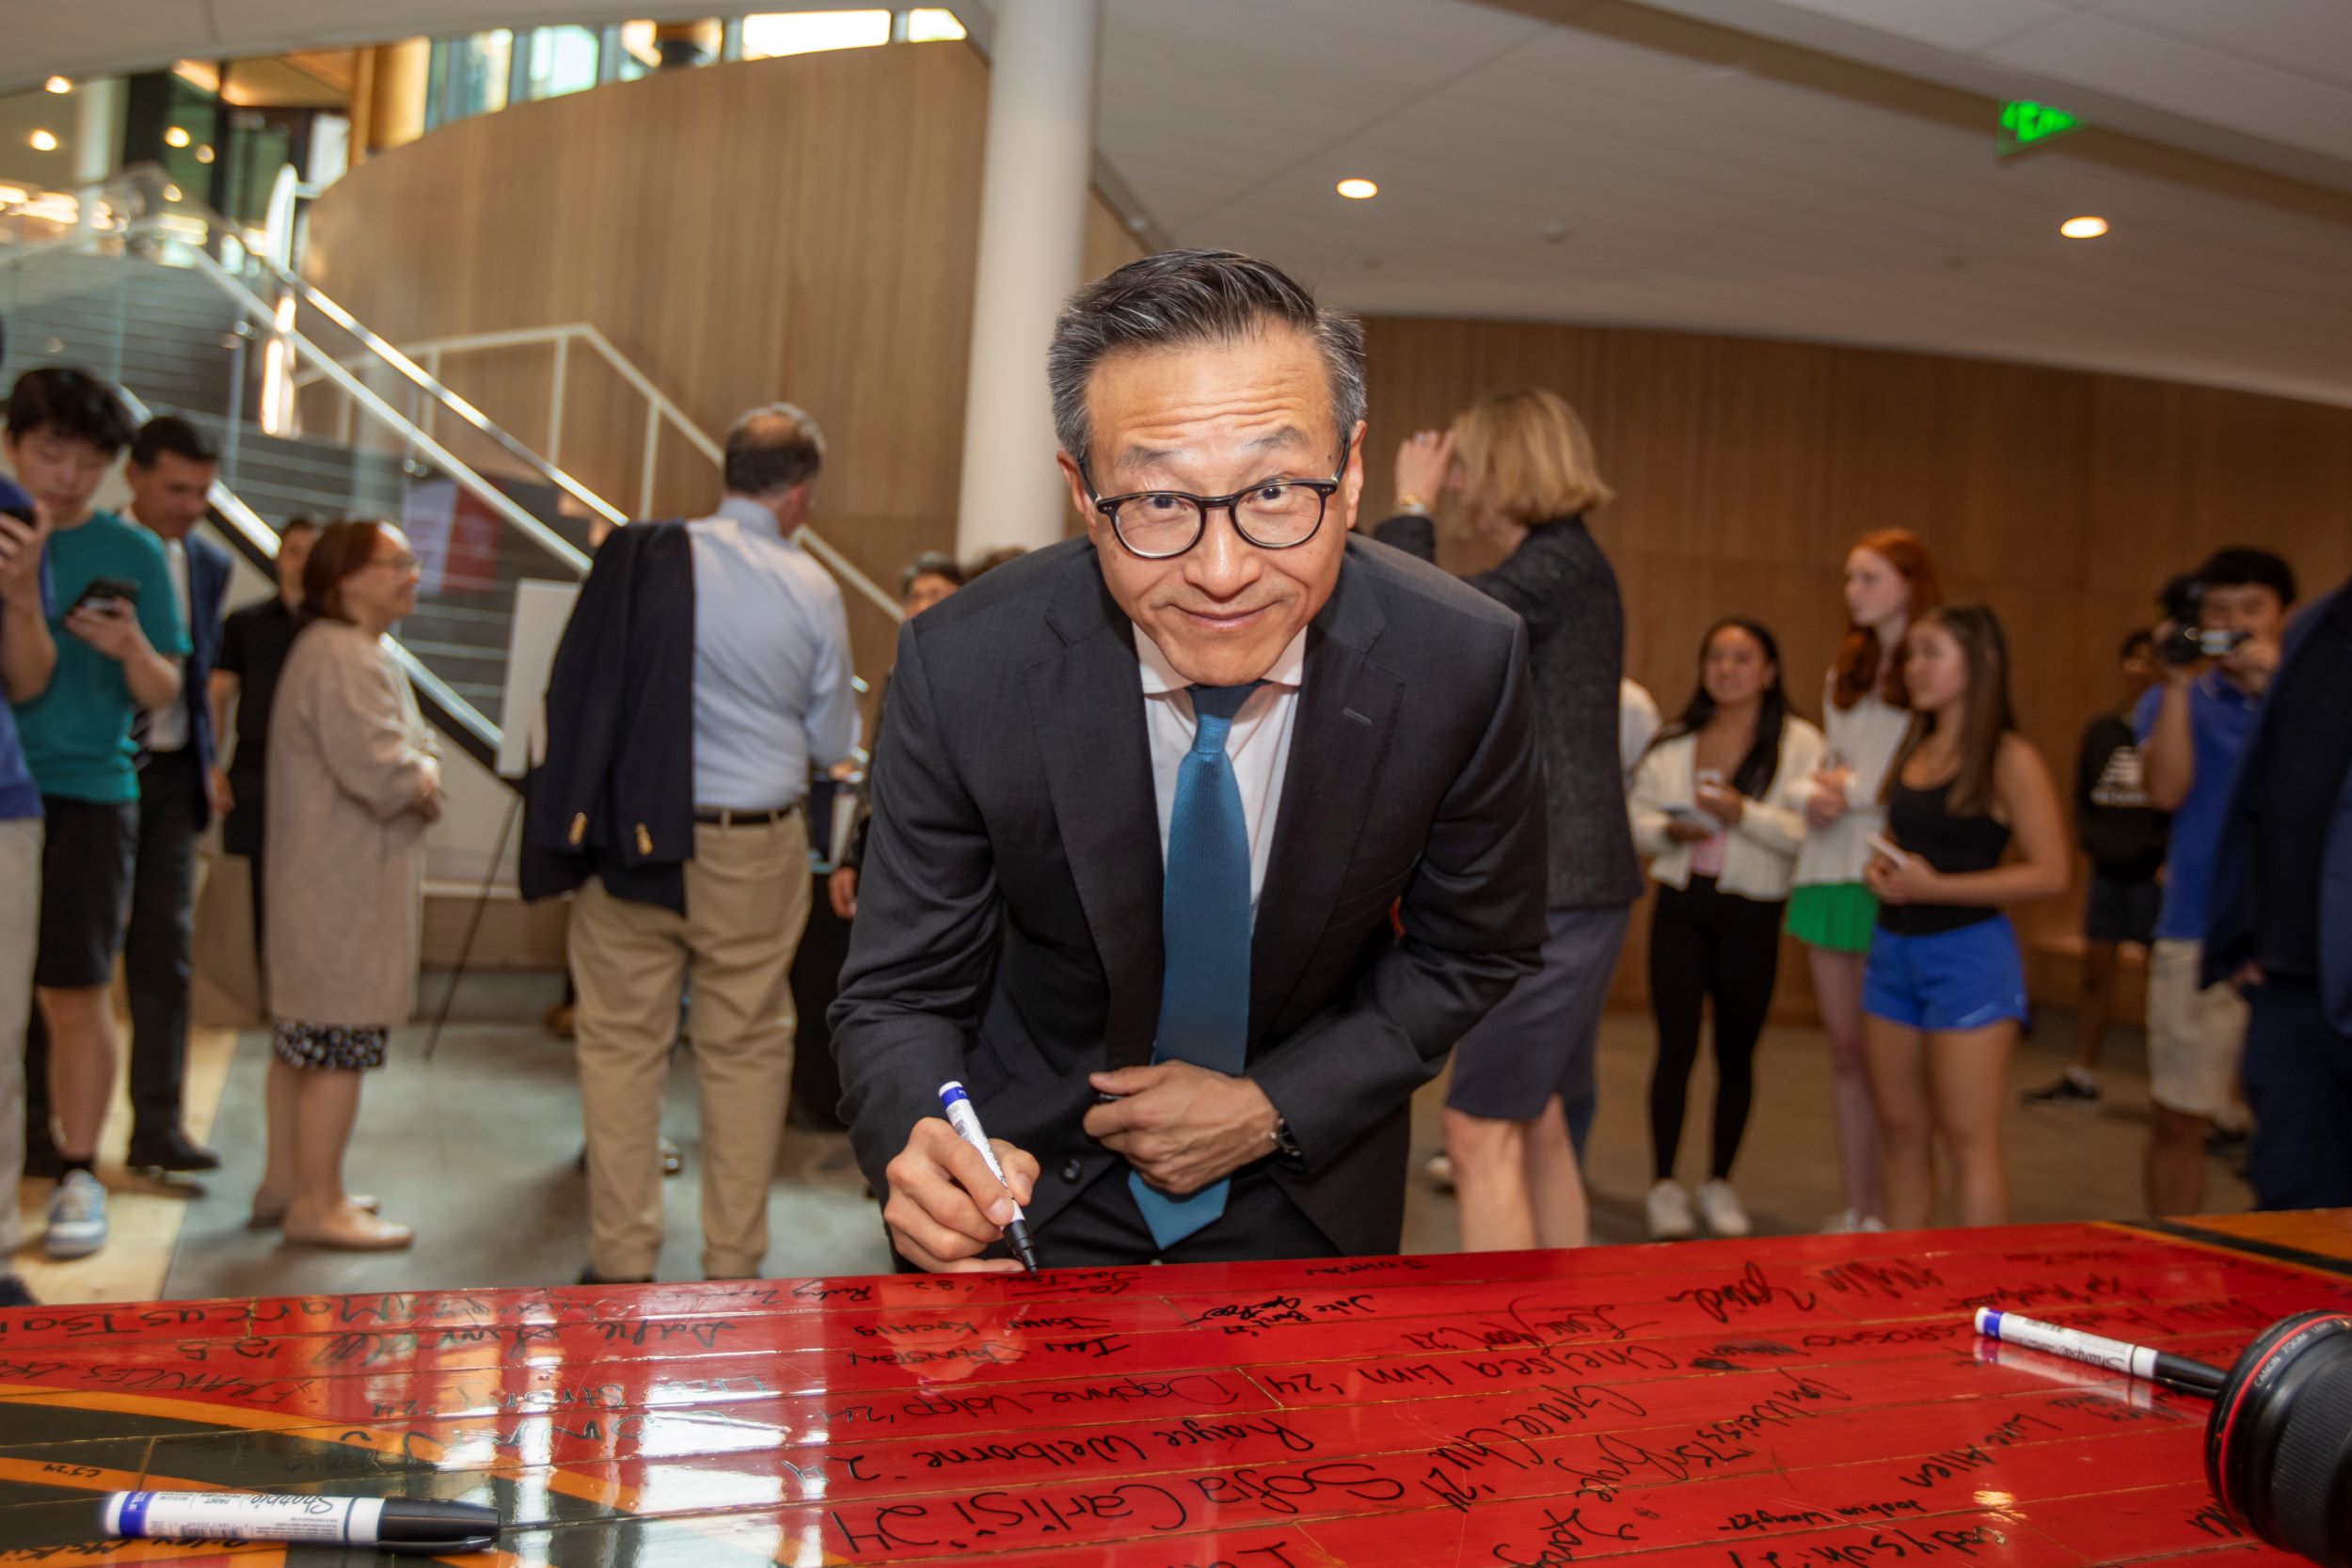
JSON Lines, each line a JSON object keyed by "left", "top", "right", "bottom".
{"left": 259, "top": 520, "right": 439, "bottom": 1250}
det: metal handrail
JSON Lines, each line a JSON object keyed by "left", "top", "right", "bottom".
{"left": 292, "top": 320, "right": 905, "bottom": 625}
{"left": 1, "top": 176, "right": 590, "bottom": 577}
{"left": 180, "top": 245, "right": 591, "bottom": 576}
{"left": 99, "top": 375, "right": 503, "bottom": 759}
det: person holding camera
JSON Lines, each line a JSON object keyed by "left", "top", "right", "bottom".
{"left": 2134, "top": 547, "right": 2295, "bottom": 1218}
{"left": 3, "top": 369, "right": 189, "bottom": 1263}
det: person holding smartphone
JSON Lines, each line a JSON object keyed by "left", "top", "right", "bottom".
{"left": 1860, "top": 606, "right": 2068, "bottom": 1230}
{"left": 1, "top": 472, "right": 59, "bottom": 1306}
{"left": 4, "top": 369, "right": 189, "bottom": 1263}
{"left": 2134, "top": 549, "right": 2296, "bottom": 1218}
{"left": 1629, "top": 618, "right": 1821, "bottom": 1239}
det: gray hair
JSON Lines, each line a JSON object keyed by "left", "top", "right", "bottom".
{"left": 723, "top": 402, "right": 826, "bottom": 497}
{"left": 1046, "top": 249, "right": 1366, "bottom": 469}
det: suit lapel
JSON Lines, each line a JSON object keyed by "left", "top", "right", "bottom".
{"left": 1250, "top": 556, "right": 1400, "bottom": 1044}
{"left": 1028, "top": 560, "right": 1164, "bottom": 1069}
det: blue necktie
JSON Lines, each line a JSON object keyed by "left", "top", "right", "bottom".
{"left": 1132, "top": 681, "right": 1260, "bottom": 1251}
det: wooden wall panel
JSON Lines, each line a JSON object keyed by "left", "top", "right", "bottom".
{"left": 1360, "top": 316, "right": 2352, "bottom": 1015}
{"left": 307, "top": 41, "right": 1151, "bottom": 696}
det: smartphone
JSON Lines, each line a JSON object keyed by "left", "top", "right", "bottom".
{"left": 1664, "top": 804, "right": 1716, "bottom": 827}
{"left": 70, "top": 578, "right": 140, "bottom": 615}
{"left": 1866, "top": 831, "right": 1916, "bottom": 868}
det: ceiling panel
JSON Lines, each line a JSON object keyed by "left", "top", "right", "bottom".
{"left": 1979, "top": 12, "right": 2352, "bottom": 162}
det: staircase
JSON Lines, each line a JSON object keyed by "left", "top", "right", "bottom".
{"left": 1, "top": 239, "right": 594, "bottom": 738}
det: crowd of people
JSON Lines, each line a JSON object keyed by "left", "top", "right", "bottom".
{"left": 1, "top": 246, "right": 2346, "bottom": 1300}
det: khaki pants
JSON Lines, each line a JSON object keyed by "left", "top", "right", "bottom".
{"left": 1, "top": 817, "right": 40, "bottom": 1260}
{"left": 571, "top": 813, "right": 811, "bottom": 1278}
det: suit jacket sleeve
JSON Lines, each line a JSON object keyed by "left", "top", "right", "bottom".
{"left": 524, "top": 531, "right": 637, "bottom": 863}
{"left": 1248, "top": 614, "right": 1548, "bottom": 1171}
{"left": 829, "top": 620, "right": 1003, "bottom": 1193}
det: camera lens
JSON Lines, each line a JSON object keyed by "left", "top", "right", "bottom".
{"left": 2205, "top": 1310, "right": 2352, "bottom": 1567}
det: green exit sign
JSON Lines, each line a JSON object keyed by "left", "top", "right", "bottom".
{"left": 1999, "top": 100, "right": 2084, "bottom": 153}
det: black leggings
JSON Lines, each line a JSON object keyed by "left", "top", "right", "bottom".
{"left": 1646, "top": 877, "right": 1784, "bottom": 1182}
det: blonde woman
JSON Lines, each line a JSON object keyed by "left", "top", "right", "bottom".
{"left": 1385, "top": 389, "right": 1643, "bottom": 1251}
{"left": 259, "top": 520, "right": 438, "bottom": 1250}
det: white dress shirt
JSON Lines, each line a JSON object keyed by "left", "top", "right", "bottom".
{"left": 1136, "top": 625, "right": 1307, "bottom": 920}
{"left": 145, "top": 537, "right": 192, "bottom": 752}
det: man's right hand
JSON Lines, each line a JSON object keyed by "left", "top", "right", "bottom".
{"left": 882, "top": 1116, "right": 1040, "bottom": 1273}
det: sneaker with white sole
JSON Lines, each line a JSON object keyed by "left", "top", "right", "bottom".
{"left": 2023, "top": 1069, "right": 2101, "bottom": 1111}
{"left": 1695, "top": 1179, "right": 1751, "bottom": 1238}
{"left": 1645, "top": 1179, "right": 1696, "bottom": 1240}
{"left": 44, "top": 1170, "right": 109, "bottom": 1260}
{"left": 1820, "top": 1207, "right": 1888, "bottom": 1234}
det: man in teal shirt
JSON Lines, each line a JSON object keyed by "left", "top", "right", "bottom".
{"left": 4, "top": 368, "right": 187, "bottom": 1262}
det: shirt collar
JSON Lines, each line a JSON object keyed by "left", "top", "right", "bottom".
{"left": 713, "top": 495, "right": 791, "bottom": 543}
{"left": 1134, "top": 624, "right": 1308, "bottom": 697}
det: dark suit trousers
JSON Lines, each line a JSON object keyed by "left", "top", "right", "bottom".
{"left": 125, "top": 747, "right": 203, "bottom": 1138}
{"left": 892, "top": 1163, "right": 1340, "bottom": 1272}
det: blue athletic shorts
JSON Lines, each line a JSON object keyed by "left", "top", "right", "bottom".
{"left": 1863, "top": 915, "right": 2029, "bottom": 1033}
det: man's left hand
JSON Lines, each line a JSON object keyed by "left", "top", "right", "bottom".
{"left": 1085, "top": 1062, "right": 1279, "bottom": 1196}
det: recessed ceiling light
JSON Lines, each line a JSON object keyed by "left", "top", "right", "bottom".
{"left": 165, "top": 126, "right": 192, "bottom": 148}
{"left": 44, "top": 76, "right": 72, "bottom": 95}
{"left": 2059, "top": 214, "right": 2108, "bottom": 239}
{"left": 194, "top": 145, "right": 215, "bottom": 164}
{"left": 163, "top": 183, "right": 183, "bottom": 202}
{"left": 1336, "top": 178, "right": 1378, "bottom": 200}
{"left": 29, "top": 130, "right": 58, "bottom": 152}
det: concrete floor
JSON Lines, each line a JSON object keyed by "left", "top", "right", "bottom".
{"left": 153, "top": 999, "right": 2249, "bottom": 1300}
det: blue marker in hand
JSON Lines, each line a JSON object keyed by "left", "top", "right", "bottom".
{"left": 938, "top": 1082, "right": 1041, "bottom": 1273}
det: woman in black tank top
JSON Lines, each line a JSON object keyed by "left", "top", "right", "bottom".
{"left": 1860, "top": 607, "right": 2070, "bottom": 1231}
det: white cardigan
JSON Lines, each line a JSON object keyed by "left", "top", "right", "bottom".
{"left": 1791, "top": 671, "right": 1915, "bottom": 887}
{"left": 1629, "top": 717, "right": 1826, "bottom": 901}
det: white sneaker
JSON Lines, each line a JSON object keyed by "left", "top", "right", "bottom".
{"left": 1857, "top": 1213, "right": 1888, "bottom": 1233}
{"left": 1645, "top": 1179, "right": 1695, "bottom": 1240}
{"left": 1695, "top": 1179, "right": 1751, "bottom": 1238}
{"left": 1820, "top": 1207, "right": 1863, "bottom": 1234}
{"left": 45, "top": 1170, "right": 109, "bottom": 1260}
{"left": 1424, "top": 1151, "right": 1454, "bottom": 1192}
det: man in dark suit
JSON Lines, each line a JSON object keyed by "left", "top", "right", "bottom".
{"left": 831, "top": 250, "right": 1549, "bottom": 1270}
{"left": 2202, "top": 569, "right": 2352, "bottom": 1209}
{"left": 119, "top": 415, "right": 230, "bottom": 1172}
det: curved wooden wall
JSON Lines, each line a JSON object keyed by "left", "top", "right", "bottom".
{"left": 1359, "top": 317, "right": 2352, "bottom": 1014}
{"left": 303, "top": 41, "right": 1145, "bottom": 687}
{"left": 307, "top": 49, "right": 2352, "bottom": 1010}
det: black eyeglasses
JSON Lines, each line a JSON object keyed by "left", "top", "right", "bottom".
{"left": 1083, "top": 437, "right": 1350, "bottom": 561}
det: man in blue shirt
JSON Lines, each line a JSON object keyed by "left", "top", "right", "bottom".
{"left": 4, "top": 369, "right": 189, "bottom": 1263}
{"left": 1, "top": 472, "right": 59, "bottom": 1306}
{"left": 2134, "top": 547, "right": 2294, "bottom": 1218}
{"left": 530, "top": 404, "right": 859, "bottom": 1283}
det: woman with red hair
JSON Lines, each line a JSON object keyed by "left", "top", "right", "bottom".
{"left": 1788, "top": 529, "right": 1941, "bottom": 1233}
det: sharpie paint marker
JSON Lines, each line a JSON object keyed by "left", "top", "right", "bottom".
{"left": 1973, "top": 1307, "right": 2226, "bottom": 1395}
{"left": 939, "top": 1081, "right": 1041, "bottom": 1273}
{"left": 102, "top": 1492, "right": 497, "bottom": 1556}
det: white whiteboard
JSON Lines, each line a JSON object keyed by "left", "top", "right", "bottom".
{"left": 494, "top": 578, "right": 582, "bottom": 779}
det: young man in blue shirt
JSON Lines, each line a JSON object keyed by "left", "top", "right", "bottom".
{"left": 4, "top": 369, "right": 189, "bottom": 1262}
{"left": 0, "top": 471, "right": 59, "bottom": 1305}
{"left": 2134, "top": 547, "right": 2294, "bottom": 1218}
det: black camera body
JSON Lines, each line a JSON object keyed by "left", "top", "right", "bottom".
{"left": 2157, "top": 574, "right": 2252, "bottom": 666}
